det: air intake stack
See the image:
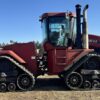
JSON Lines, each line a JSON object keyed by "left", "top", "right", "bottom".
{"left": 75, "top": 4, "right": 89, "bottom": 49}
{"left": 82, "top": 5, "right": 89, "bottom": 49}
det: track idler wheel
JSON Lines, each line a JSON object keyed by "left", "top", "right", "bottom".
{"left": 83, "top": 80, "right": 91, "bottom": 89}
{"left": 0, "top": 83, "right": 6, "bottom": 92}
{"left": 8, "top": 83, "right": 16, "bottom": 91}
{"left": 65, "top": 72, "right": 83, "bottom": 90}
{"left": 17, "top": 74, "right": 35, "bottom": 91}
{"left": 92, "top": 80, "right": 100, "bottom": 89}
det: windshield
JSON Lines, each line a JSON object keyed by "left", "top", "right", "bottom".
{"left": 49, "top": 17, "right": 70, "bottom": 46}
{"left": 41, "top": 16, "right": 76, "bottom": 47}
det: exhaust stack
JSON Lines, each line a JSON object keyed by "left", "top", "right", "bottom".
{"left": 75, "top": 4, "right": 82, "bottom": 48}
{"left": 82, "top": 5, "right": 89, "bottom": 49}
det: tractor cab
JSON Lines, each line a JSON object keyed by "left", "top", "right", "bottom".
{"left": 39, "top": 5, "right": 91, "bottom": 75}
{"left": 39, "top": 12, "right": 78, "bottom": 74}
{"left": 40, "top": 12, "right": 76, "bottom": 47}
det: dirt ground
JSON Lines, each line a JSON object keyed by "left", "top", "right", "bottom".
{"left": 0, "top": 75, "right": 100, "bottom": 100}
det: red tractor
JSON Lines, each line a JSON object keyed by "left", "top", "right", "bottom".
{"left": 0, "top": 4, "right": 100, "bottom": 92}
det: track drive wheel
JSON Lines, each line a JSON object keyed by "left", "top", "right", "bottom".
{"left": 8, "top": 83, "right": 16, "bottom": 91}
{"left": 83, "top": 80, "right": 91, "bottom": 89}
{"left": 17, "top": 74, "right": 35, "bottom": 91}
{"left": 0, "top": 83, "right": 6, "bottom": 92}
{"left": 65, "top": 72, "right": 83, "bottom": 90}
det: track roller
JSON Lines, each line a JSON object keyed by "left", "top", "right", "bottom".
{"left": 17, "top": 74, "right": 35, "bottom": 91}
{"left": 83, "top": 80, "right": 91, "bottom": 89}
{"left": 65, "top": 72, "right": 83, "bottom": 90}
{"left": 92, "top": 80, "right": 100, "bottom": 89}
{"left": 0, "top": 83, "right": 6, "bottom": 92}
{"left": 8, "top": 83, "right": 16, "bottom": 91}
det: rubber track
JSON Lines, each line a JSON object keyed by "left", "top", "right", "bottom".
{"left": 0, "top": 56, "right": 34, "bottom": 80}
{"left": 88, "top": 53, "right": 100, "bottom": 57}
{"left": 64, "top": 53, "right": 100, "bottom": 74}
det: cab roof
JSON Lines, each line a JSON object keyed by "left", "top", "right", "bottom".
{"left": 40, "top": 12, "right": 76, "bottom": 21}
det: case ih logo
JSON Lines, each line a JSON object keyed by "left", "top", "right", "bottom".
{"left": 89, "top": 35, "right": 100, "bottom": 54}
{"left": 89, "top": 39, "right": 100, "bottom": 44}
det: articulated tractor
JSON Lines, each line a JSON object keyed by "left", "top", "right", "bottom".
{"left": 0, "top": 4, "right": 100, "bottom": 92}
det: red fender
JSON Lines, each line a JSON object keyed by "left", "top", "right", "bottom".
{"left": 0, "top": 50, "right": 26, "bottom": 63}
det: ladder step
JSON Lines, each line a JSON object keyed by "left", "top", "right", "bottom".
{"left": 56, "top": 63, "right": 66, "bottom": 65}
{"left": 56, "top": 57, "right": 67, "bottom": 59}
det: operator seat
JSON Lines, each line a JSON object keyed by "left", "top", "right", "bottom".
{"left": 62, "top": 32, "right": 73, "bottom": 48}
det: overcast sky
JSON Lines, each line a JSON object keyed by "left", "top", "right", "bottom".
{"left": 0, "top": 0, "right": 99, "bottom": 43}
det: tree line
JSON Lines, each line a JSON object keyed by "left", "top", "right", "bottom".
{"left": 0, "top": 40, "right": 43, "bottom": 54}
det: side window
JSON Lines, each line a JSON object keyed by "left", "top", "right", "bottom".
{"left": 42, "top": 19, "right": 48, "bottom": 41}
{"left": 71, "top": 18, "right": 76, "bottom": 44}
